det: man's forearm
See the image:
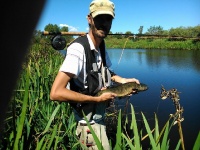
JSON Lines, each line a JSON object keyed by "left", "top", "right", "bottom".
{"left": 111, "top": 75, "right": 126, "bottom": 83}
{"left": 111, "top": 75, "right": 140, "bottom": 84}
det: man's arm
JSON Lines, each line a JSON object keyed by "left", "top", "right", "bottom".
{"left": 50, "top": 71, "right": 117, "bottom": 102}
{"left": 111, "top": 75, "right": 140, "bottom": 84}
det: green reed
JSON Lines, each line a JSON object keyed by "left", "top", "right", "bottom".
{"left": 0, "top": 44, "right": 79, "bottom": 150}
{"left": 104, "top": 103, "right": 200, "bottom": 150}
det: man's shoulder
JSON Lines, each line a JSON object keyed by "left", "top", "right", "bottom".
{"left": 67, "top": 38, "right": 85, "bottom": 55}
{"left": 72, "top": 35, "right": 88, "bottom": 44}
{"left": 67, "top": 35, "right": 87, "bottom": 49}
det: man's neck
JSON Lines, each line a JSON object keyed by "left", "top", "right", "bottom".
{"left": 88, "top": 31, "right": 103, "bottom": 49}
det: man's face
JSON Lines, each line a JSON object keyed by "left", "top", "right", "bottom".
{"left": 90, "top": 14, "right": 113, "bottom": 39}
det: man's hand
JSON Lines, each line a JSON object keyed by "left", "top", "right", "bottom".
{"left": 122, "top": 78, "right": 140, "bottom": 84}
{"left": 122, "top": 78, "right": 140, "bottom": 95}
{"left": 98, "top": 92, "right": 117, "bottom": 102}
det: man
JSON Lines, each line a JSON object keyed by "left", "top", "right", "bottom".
{"left": 50, "top": 0, "right": 139, "bottom": 149}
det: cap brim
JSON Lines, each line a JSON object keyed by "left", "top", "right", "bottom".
{"left": 91, "top": 10, "right": 114, "bottom": 18}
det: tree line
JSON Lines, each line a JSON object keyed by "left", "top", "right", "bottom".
{"left": 109, "top": 25, "right": 200, "bottom": 39}
{"left": 36, "top": 23, "right": 200, "bottom": 38}
{"left": 33, "top": 24, "right": 200, "bottom": 49}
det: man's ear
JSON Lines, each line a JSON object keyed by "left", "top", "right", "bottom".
{"left": 87, "top": 15, "right": 92, "bottom": 24}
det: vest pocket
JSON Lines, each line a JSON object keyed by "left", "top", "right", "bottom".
{"left": 87, "top": 70, "right": 102, "bottom": 95}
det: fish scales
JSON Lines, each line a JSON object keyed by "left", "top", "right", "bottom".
{"left": 95, "top": 82, "right": 148, "bottom": 97}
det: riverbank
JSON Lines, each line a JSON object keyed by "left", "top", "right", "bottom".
{"left": 105, "top": 37, "right": 200, "bottom": 50}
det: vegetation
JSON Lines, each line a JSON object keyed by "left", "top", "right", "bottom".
{"left": 105, "top": 37, "right": 200, "bottom": 50}
{"left": 106, "top": 25, "right": 200, "bottom": 50}
{"left": 38, "top": 24, "right": 200, "bottom": 50}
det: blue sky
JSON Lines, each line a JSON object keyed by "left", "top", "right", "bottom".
{"left": 36, "top": 0, "right": 200, "bottom": 34}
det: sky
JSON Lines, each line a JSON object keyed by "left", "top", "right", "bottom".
{"left": 36, "top": 0, "right": 200, "bottom": 34}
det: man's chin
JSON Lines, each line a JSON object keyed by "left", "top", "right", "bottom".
{"left": 97, "top": 35, "right": 107, "bottom": 39}
{"left": 97, "top": 31, "right": 108, "bottom": 38}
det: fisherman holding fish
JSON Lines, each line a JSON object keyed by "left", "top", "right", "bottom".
{"left": 50, "top": 0, "right": 141, "bottom": 149}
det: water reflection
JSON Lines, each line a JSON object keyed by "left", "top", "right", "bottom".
{"left": 145, "top": 49, "right": 200, "bottom": 72}
{"left": 192, "top": 50, "right": 200, "bottom": 72}
{"left": 108, "top": 49, "right": 200, "bottom": 72}
{"left": 107, "top": 48, "right": 200, "bottom": 149}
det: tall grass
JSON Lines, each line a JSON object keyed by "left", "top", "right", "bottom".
{"left": 0, "top": 43, "right": 200, "bottom": 149}
{"left": 0, "top": 44, "right": 79, "bottom": 149}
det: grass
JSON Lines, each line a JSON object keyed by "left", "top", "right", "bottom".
{"left": 105, "top": 37, "right": 200, "bottom": 50}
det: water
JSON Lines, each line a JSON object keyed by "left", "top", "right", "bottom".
{"left": 107, "top": 49, "right": 200, "bottom": 149}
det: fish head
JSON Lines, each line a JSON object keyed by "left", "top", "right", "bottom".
{"left": 139, "top": 83, "right": 148, "bottom": 91}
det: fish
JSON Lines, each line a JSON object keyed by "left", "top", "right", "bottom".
{"left": 95, "top": 82, "right": 148, "bottom": 97}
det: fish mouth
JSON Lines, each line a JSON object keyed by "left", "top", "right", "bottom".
{"left": 139, "top": 83, "right": 148, "bottom": 91}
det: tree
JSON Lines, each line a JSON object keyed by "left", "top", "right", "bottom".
{"left": 125, "top": 31, "right": 133, "bottom": 38}
{"left": 43, "top": 24, "right": 60, "bottom": 43}
{"left": 168, "top": 25, "right": 200, "bottom": 37}
{"left": 44, "top": 23, "right": 60, "bottom": 33}
{"left": 43, "top": 24, "right": 74, "bottom": 46}
{"left": 146, "top": 25, "right": 164, "bottom": 35}
{"left": 60, "top": 26, "right": 73, "bottom": 44}
{"left": 60, "top": 26, "right": 68, "bottom": 32}
{"left": 138, "top": 26, "right": 143, "bottom": 34}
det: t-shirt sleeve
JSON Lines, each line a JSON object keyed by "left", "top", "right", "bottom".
{"left": 59, "top": 43, "right": 84, "bottom": 77}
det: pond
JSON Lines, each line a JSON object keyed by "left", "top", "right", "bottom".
{"left": 107, "top": 48, "right": 200, "bottom": 149}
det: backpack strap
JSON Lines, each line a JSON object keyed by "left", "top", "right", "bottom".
{"left": 77, "top": 35, "right": 96, "bottom": 74}
{"left": 99, "top": 39, "right": 106, "bottom": 66}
